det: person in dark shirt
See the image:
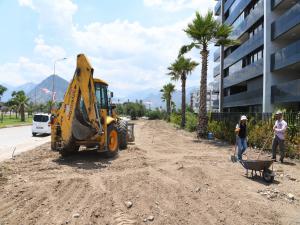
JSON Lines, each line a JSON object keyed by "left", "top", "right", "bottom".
{"left": 235, "top": 115, "right": 248, "bottom": 161}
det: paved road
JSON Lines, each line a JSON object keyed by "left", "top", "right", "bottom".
{"left": 0, "top": 125, "right": 50, "bottom": 161}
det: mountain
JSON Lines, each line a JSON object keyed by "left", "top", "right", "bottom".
{"left": 1, "top": 82, "right": 36, "bottom": 102}
{"left": 117, "top": 86, "right": 198, "bottom": 109}
{"left": 27, "top": 75, "right": 69, "bottom": 103}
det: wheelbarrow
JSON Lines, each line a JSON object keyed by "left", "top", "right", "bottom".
{"left": 240, "top": 159, "right": 275, "bottom": 183}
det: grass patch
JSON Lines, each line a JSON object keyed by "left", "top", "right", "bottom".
{"left": 0, "top": 114, "right": 32, "bottom": 128}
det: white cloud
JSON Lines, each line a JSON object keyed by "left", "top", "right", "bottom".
{"left": 13, "top": 0, "right": 216, "bottom": 97}
{"left": 0, "top": 57, "right": 52, "bottom": 86}
{"left": 34, "top": 36, "right": 66, "bottom": 60}
{"left": 18, "top": 0, "right": 77, "bottom": 31}
{"left": 143, "top": 0, "right": 214, "bottom": 13}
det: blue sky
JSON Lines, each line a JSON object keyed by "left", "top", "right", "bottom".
{"left": 0, "top": 0, "right": 215, "bottom": 98}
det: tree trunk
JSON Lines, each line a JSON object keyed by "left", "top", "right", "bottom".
{"left": 166, "top": 97, "right": 171, "bottom": 122}
{"left": 181, "top": 76, "right": 186, "bottom": 128}
{"left": 197, "top": 46, "right": 209, "bottom": 138}
{"left": 20, "top": 104, "right": 25, "bottom": 122}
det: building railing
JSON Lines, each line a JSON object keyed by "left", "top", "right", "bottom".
{"left": 224, "top": 29, "right": 264, "bottom": 69}
{"left": 215, "top": 0, "right": 221, "bottom": 15}
{"left": 271, "top": 2, "right": 300, "bottom": 40}
{"left": 271, "top": 0, "right": 283, "bottom": 9}
{"left": 224, "top": 88, "right": 263, "bottom": 108}
{"left": 224, "top": 58, "right": 263, "bottom": 88}
{"left": 271, "top": 39, "right": 300, "bottom": 71}
{"left": 214, "top": 47, "right": 220, "bottom": 62}
{"left": 225, "top": 0, "right": 251, "bottom": 26}
{"left": 213, "top": 64, "right": 220, "bottom": 77}
{"left": 230, "top": 0, "right": 264, "bottom": 40}
{"left": 271, "top": 79, "right": 300, "bottom": 103}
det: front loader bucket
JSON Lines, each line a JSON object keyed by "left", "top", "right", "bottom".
{"left": 127, "top": 123, "right": 135, "bottom": 142}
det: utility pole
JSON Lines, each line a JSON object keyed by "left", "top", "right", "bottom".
{"left": 52, "top": 57, "right": 67, "bottom": 108}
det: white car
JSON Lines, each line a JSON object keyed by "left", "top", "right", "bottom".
{"left": 32, "top": 113, "right": 51, "bottom": 136}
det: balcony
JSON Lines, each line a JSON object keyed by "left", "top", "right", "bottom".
{"left": 224, "top": 89, "right": 263, "bottom": 108}
{"left": 224, "top": 59, "right": 263, "bottom": 88}
{"left": 215, "top": 0, "right": 221, "bottom": 16}
{"left": 230, "top": 0, "right": 264, "bottom": 40}
{"left": 272, "top": 0, "right": 283, "bottom": 9}
{"left": 272, "top": 2, "right": 300, "bottom": 40}
{"left": 271, "top": 39, "right": 300, "bottom": 71}
{"left": 272, "top": 0, "right": 298, "bottom": 11}
{"left": 225, "top": 0, "right": 251, "bottom": 26}
{"left": 271, "top": 79, "right": 300, "bottom": 103}
{"left": 213, "top": 99, "right": 219, "bottom": 109}
{"left": 214, "top": 64, "right": 220, "bottom": 77}
{"left": 224, "top": 0, "right": 235, "bottom": 13}
{"left": 224, "top": 29, "right": 264, "bottom": 69}
{"left": 214, "top": 47, "right": 220, "bottom": 61}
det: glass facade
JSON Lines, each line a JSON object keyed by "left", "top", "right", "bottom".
{"left": 271, "top": 39, "right": 300, "bottom": 71}
{"left": 271, "top": 79, "right": 300, "bottom": 103}
{"left": 271, "top": 2, "right": 300, "bottom": 39}
{"left": 223, "top": 88, "right": 263, "bottom": 107}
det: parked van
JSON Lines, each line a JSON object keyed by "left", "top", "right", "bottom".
{"left": 32, "top": 113, "right": 51, "bottom": 136}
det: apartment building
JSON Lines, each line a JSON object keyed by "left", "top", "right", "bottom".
{"left": 191, "top": 83, "right": 219, "bottom": 112}
{"left": 214, "top": 0, "right": 300, "bottom": 112}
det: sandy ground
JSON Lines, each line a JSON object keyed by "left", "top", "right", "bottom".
{"left": 0, "top": 120, "right": 299, "bottom": 225}
{"left": 0, "top": 125, "right": 50, "bottom": 161}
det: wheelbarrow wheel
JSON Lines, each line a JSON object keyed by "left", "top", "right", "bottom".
{"left": 262, "top": 169, "right": 274, "bottom": 183}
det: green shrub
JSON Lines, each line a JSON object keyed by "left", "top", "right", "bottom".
{"left": 185, "top": 112, "right": 198, "bottom": 132}
{"left": 170, "top": 113, "right": 181, "bottom": 127}
{"left": 208, "top": 118, "right": 299, "bottom": 158}
{"left": 146, "top": 110, "right": 166, "bottom": 120}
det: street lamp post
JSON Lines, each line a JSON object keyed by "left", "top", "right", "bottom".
{"left": 52, "top": 57, "right": 67, "bottom": 106}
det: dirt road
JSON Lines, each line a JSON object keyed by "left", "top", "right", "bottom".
{"left": 0, "top": 120, "right": 299, "bottom": 225}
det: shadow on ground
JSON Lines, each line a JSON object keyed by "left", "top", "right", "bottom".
{"left": 52, "top": 150, "right": 117, "bottom": 170}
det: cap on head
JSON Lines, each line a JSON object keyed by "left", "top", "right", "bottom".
{"left": 240, "top": 115, "right": 247, "bottom": 121}
{"left": 275, "top": 111, "right": 282, "bottom": 115}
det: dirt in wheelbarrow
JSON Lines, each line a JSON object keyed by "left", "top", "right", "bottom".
{"left": 0, "top": 120, "right": 300, "bottom": 225}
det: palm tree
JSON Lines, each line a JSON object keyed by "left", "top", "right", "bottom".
{"left": 12, "top": 91, "right": 30, "bottom": 122}
{"left": 167, "top": 56, "right": 198, "bottom": 128}
{"left": 0, "top": 85, "right": 7, "bottom": 102}
{"left": 179, "top": 11, "right": 236, "bottom": 138}
{"left": 160, "top": 83, "right": 175, "bottom": 121}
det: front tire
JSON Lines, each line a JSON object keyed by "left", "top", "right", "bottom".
{"left": 32, "top": 132, "right": 37, "bottom": 137}
{"left": 105, "top": 123, "right": 119, "bottom": 158}
{"left": 117, "top": 120, "right": 128, "bottom": 150}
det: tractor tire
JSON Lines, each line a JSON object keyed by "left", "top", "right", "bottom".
{"left": 59, "top": 136, "right": 79, "bottom": 157}
{"left": 117, "top": 120, "right": 128, "bottom": 150}
{"left": 105, "top": 123, "right": 119, "bottom": 158}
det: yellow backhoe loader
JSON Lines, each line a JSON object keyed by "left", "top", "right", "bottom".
{"left": 51, "top": 54, "right": 132, "bottom": 157}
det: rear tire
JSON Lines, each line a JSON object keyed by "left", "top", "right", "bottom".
{"left": 117, "top": 120, "right": 128, "bottom": 150}
{"left": 59, "top": 136, "right": 80, "bottom": 157}
{"left": 105, "top": 123, "right": 119, "bottom": 158}
{"left": 32, "top": 132, "right": 37, "bottom": 137}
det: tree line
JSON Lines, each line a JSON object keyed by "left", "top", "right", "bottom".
{"left": 0, "top": 84, "right": 54, "bottom": 122}
{"left": 161, "top": 11, "right": 236, "bottom": 138}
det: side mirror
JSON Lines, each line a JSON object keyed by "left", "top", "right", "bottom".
{"left": 110, "top": 92, "right": 114, "bottom": 98}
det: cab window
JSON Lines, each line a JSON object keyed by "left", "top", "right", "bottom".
{"left": 95, "top": 83, "right": 108, "bottom": 109}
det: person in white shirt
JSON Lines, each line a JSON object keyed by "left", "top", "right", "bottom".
{"left": 272, "top": 111, "right": 287, "bottom": 163}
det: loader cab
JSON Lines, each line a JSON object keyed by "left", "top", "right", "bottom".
{"left": 94, "top": 79, "right": 109, "bottom": 110}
